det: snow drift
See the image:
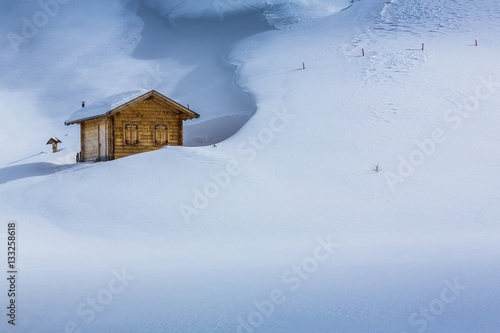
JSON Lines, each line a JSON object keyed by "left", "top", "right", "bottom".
{"left": 141, "top": 0, "right": 352, "bottom": 26}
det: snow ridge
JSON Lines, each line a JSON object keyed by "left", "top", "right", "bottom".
{"left": 142, "top": 0, "right": 351, "bottom": 26}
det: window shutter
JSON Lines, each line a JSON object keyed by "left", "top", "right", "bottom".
{"left": 162, "top": 125, "right": 168, "bottom": 145}
{"left": 125, "top": 125, "right": 139, "bottom": 145}
{"left": 155, "top": 125, "right": 168, "bottom": 145}
{"left": 133, "top": 125, "right": 138, "bottom": 144}
{"left": 125, "top": 125, "right": 130, "bottom": 145}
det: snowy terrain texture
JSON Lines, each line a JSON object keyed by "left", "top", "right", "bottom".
{"left": 1, "top": 0, "right": 500, "bottom": 332}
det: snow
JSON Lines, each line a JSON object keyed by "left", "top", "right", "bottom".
{"left": 65, "top": 90, "right": 147, "bottom": 124}
{"left": 142, "top": 0, "right": 352, "bottom": 22}
{"left": 1, "top": 0, "right": 500, "bottom": 332}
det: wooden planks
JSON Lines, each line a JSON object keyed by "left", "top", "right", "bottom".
{"left": 111, "top": 99, "right": 184, "bottom": 160}
{"left": 81, "top": 118, "right": 106, "bottom": 162}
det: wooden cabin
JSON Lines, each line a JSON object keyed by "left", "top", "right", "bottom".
{"left": 65, "top": 90, "right": 200, "bottom": 162}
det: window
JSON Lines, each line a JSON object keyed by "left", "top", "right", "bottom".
{"left": 155, "top": 125, "right": 168, "bottom": 146}
{"left": 125, "top": 124, "right": 138, "bottom": 145}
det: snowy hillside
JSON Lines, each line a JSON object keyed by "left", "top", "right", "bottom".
{"left": 1, "top": 0, "right": 500, "bottom": 332}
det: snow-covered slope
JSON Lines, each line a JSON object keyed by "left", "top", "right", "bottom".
{"left": 1, "top": 0, "right": 500, "bottom": 332}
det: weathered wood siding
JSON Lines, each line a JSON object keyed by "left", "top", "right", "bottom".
{"left": 81, "top": 118, "right": 107, "bottom": 162}
{"left": 108, "top": 117, "right": 114, "bottom": 161}
{"left": 111, "top": 98, "right": 183, "bottom": 160}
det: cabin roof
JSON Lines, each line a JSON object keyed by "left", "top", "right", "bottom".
{"left": 65, "top": 90, "right": 200, "bottom": 125}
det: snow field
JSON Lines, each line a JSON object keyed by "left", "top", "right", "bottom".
{"left": 0, "top": 0, "right": 500, "bottom": 331}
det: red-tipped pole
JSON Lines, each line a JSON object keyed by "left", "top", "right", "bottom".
{"left": 422, "top": 43, "right": 424, "bottom": 51}
{"left": 362, "top": 48, "right": 365, "bottom": 56}
{"left": 475, "top": 39, "right": 478, "bottom": 46}
{"left": 302, "top": 62, "right": 305, "bottom": 70}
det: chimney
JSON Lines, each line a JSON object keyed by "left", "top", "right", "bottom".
{"left": 81, "top": 101, "right": 85, "bottom": 108}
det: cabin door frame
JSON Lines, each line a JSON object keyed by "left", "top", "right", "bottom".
{"left": 98, "top": 122, "right": 107, "bottom": 161}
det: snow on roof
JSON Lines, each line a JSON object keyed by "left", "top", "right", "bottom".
{"left": 46, "top": 137, "right": 61, "bottom": 144}
{"left": 65, "top": 90, "right": 148, "bottom": 125}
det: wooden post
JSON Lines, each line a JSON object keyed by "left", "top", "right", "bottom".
{"left": 475, "top": 39, "right": 478, "bottom": 46}
{"left": 302, "top": 62, "right": 305, "bottom": 70}
{"left": 52, "top": 143, "right": 58, "bottom": 153}
{"left": 362, "top": 49, "right": 365, "bottom": 57}
{"left": 422, "top": 43, "right": 424, "bottom": 51}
